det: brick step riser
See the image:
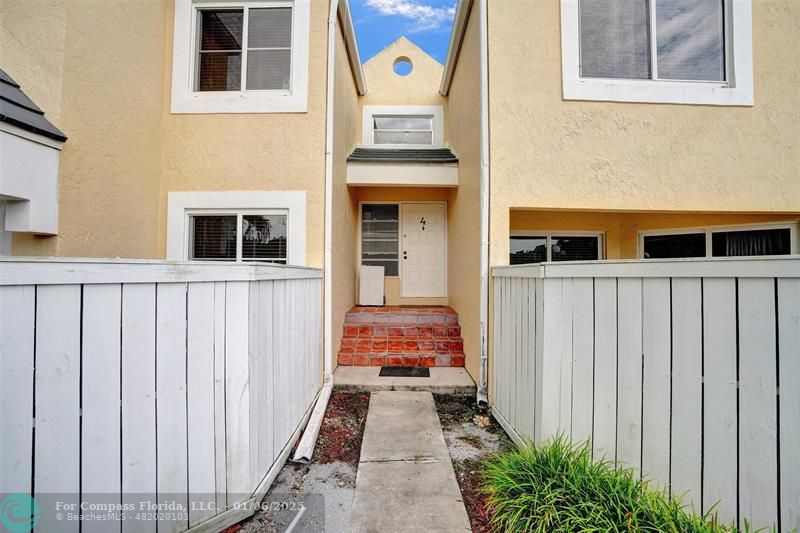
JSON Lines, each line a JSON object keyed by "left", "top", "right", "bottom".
{"left": 339, "top": 354, "right": 466, "bottom": 368}
{"left": 343, "top": 325, "right": 461, "bottom": 338}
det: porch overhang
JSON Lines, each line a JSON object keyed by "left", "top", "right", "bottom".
{"left": 346, "top": 147, "right": 459, "bottom": 187}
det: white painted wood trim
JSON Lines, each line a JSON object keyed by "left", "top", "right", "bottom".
{"left": 560, "top": 0, "right": 754, "bottom": 106}
{"left": 347, "top": 163, "right": 458, "bottom": 187}
{"left": 167, "top": 191, "right": 306, "bottom": 265}
{"left": 493, "top": 256, "right": 800, "bottom": 278}
{"left": 171, "top": 0, "right": 310, "bottom": 114}
{"left": 0, "top": 122, "right": 65, "bottom": 150}
{"left": 361, "top": 105, "right": 445, "bottom": 146}
{"left": 0, "top": 258, "right": 321, "bottom": 285}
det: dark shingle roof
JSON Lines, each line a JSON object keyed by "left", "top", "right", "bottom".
{"left": 347, "top": 147, "right": 458, "bottom": 164}
{"left": 0, "top": 67, "right": 67, "bottom": 142}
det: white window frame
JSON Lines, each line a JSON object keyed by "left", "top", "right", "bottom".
{"left": 362, "top": 105, "right": 445, "bottom": 147}
{"left": 637, "top": 221, "right": 799, "bottom": 258}
{"left": 171, "top": 0, "right": 310, "bottom": 114}
{"left": 510, "top": 230, "right": 605, "bottom": 262}
{"left": 167, "top": 191, "right": 306, "bottom": 264}
{"left": 560, "top": 0, "right": 754, "bottom": 106}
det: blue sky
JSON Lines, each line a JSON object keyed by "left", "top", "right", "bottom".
{"left": 349, "top": 0, "right": 457, "bottom": 64}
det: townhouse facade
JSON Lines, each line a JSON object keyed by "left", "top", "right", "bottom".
{"left": 1, "top": 0, "right": 799, "bottom": 403}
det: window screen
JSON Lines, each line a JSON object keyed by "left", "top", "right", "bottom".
{"left": 197, "top": 10, "right": 244, "bottom": 91}
{"left": 510, "top": 236, "right": 547, "bottom": 265}
{"left": 190, "top": 215, "right": 238, "bottom": 260}
{"left": 579, "top": 0, "right": 725, "bottom": 82}
{"left": 246, "top": 8, "right": 292, "bottom": 90}
{"left": 196, "top": 6, "right": 292, "bottom": 92}
{"left": 643, "top": 233, "right": 706, "bottom": 258}
{"left": 361, "top": 204, "right": 399, "bottom": 276}
{"left": 711, "top": 228, "right": 791, "bottom": 257}
{"left": 241, "top": 214, "right": 288, "bottom": 263}
{"left": 373, "top": 116, "right": 433, "bottom": 145}
{"left": 551, "top": 236, "right": 600, "bottom": 262}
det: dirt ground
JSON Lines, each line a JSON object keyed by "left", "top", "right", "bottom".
{"left": 228, "top": 391, "right": 370, "bottom": 533}
{"left": 433, "top": 394, "right": 514, "bottom": 533}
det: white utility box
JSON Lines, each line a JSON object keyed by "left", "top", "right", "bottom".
{"left": 359, "top": 265, "right": 385, "bottom": 306}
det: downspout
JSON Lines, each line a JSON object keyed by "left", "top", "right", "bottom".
{"left": 476, "top": 0, "right": 490, "bottom": 406}
{"left": 292, "top": 0, "right": 338, "bottom": 463}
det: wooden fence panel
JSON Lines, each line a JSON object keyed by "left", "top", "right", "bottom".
{"left": 492, "top": 259, "right": 800, "bottom": 531}
{"left": 0, "top": 260, "right": 322, "bottom": 533}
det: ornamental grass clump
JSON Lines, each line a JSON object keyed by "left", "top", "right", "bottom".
{"left": 482, "top": 436, "right": 758, "bottom": 533}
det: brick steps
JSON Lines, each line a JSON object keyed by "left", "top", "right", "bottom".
{"left": 337, "top": 306, "right": 465, "bottom": 367}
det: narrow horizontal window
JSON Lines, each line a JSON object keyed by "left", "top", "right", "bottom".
{"left": 510, "top": 236, "right": 547, "bottom": 265}
{"left": 373, "top": 115, "right": 433, "bottom": 145}
{"left": 362, "top": 204, "right": 399, "bottom": 276}
{"left": 711, "top": 228, "right": 791, "bottom": 257}
{"left": 579, "top": 0, "right": 725, "bottom": 82}
{"left": 643, "top": 233, "right": 706, "bottom": 258}
{"left": 190, "top": 215, "right": 238, "bottom": 260}
{"left": 241, "top": 214, "right": 288, "bottom": 264}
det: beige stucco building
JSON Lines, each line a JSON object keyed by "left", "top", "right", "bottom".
{"left": 1, "top": 0, "right": 798, "bottom": 399}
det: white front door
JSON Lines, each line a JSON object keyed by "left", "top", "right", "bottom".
{"left": 401, "top": 203, "right": 446, "bottom": 297}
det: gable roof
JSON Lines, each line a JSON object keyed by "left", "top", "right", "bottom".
{"left": 0, "top": 67, "right": 67, "bottom": 142}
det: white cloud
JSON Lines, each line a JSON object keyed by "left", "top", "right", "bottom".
{"left": 364, "top": 0, "right": 456, "bottom": 32}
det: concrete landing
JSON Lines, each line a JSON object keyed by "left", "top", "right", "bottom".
{"left": 334, "top": 366, "right": 476, "bottom": 394}
{"left": 349, "top": 391, "right": 471, "bottom": 533}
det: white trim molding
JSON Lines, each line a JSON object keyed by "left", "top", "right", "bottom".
{"left": 347, "top": 163, "right": 458, "bottom": 187}
{"left": 560, "top": 0, "right": 754, "bottom": 106}
{"left": 167, "top": 191, "right": 306, "bottom": 264}
{"left": 170, "top": 0, "right": 311, "bottom": 114}
{"left": 361, "top": 105, "right": 445, "bottom": 147}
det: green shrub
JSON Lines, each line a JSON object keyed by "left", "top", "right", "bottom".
{"left": 482, "top": 435, "right": 766, "bottom": 533}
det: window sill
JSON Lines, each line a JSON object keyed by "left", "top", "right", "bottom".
{"left": 170, "top": 91, "right": 307, "bottom": 114}
{"left": 562, "top": 77, "right": 753, "bottom": 107}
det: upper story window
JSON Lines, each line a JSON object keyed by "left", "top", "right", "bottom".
{"left": 362, "top": 105, "right": 444, "bottom": 147}
{"left": 373, "top": 116, "right": 434, "bottom": 145}
{"left": 560, "top": 0, "right": 753, "bottom": 105}
{"left": 196, "top": 7, "right": 292, "bottom": 92}
{"left": 171, "top": 0, "right": 310, "bottom": 114}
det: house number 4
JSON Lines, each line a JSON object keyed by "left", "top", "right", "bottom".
{"left": 420, "top": 217, "right": 426, "bottom": 231}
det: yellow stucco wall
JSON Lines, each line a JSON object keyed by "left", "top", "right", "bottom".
{"left": 487, "top": 0, "right": 800, "bottom": 267}
{"left": 2, "top": 0, "right": 166, "bottom": 258}
{"left": 158, "top": 0, "right": 329, "bottom": 266}
{"left": 510, "top": 209, "right": 800, "bottom": 260}
{"left": 445, "top": 3, "right": 483, "bottom": 381}
{"left": 3, "top": 0, "right": 331, "bottom": 265}
{"left": 331, "top": 20, "right": 361, "bottom": 360}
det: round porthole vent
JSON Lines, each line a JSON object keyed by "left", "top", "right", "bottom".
{"left": 393, "top": 56, "right": 413, "bottom": 76}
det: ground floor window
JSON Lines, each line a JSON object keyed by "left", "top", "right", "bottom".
{"left": 640, "top": 223, "right": 797, "bottom": 259}
{"left": 189, "top": 211, "right": 288, "bottom": 263}
{"left": 361, "top": 203, "right": 399, "bottom": 276}
{"left": 510, "top": 232, "right": 603, "bottom": 264}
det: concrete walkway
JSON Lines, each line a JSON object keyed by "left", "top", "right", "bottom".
{"left": 349, "top": 391, "right": 471, "bottom": 532}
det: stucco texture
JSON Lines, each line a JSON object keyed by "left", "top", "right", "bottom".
{"left": 2, "top": 0, "right": 166, "bottom": 258}
{"left": 487, "top": 0, "right": 800, "bottom": 266}
{"left": 331, "top": 19, "right": 361, "bottom": 360}
{"left": 444, "top": 3, "right": 483, "bottom": 382}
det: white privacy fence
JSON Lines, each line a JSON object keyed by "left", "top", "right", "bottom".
{"left": 0, "top": 258, "right": 322, "bottom": 533}
{"left": 492, "top": 258, "right": 800, "bottom": 532}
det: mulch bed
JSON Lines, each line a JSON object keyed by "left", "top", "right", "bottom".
{"left": 313, "top": 391, "right": 370, "bottom": 466}
{"left": 433, "top": 394, "right": 512, "bottom": 533}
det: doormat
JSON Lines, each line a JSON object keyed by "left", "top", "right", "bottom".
{"left": 379, "top": 366, "right": 430, "bottom": 378}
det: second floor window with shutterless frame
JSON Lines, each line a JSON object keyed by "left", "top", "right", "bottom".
{"left": 171, "top": 1, "right": 310, "bottom": 113}
{"left": 195, "top": 6, "right": 292, "bottom": 92}
{"left": 560, "top": 0, "right": 753, "bottom": 105}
